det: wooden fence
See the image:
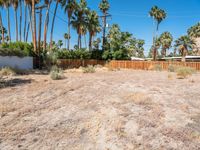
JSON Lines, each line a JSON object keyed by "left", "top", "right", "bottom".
{"left": 107, "top": 61, "right": 200, "bottom": 71}
{"left": 57, "top": 59, "right": 200, "bottom": 71}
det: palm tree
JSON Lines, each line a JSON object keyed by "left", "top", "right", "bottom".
{"left": 71, "top": 0, "right": 88, "bottom": 49}
{"left": 159, "top": 32, "right": 173, "bottom": 57}
{"left": 149, "top": 6, "right": 166, "bottom": 60}
{"left": 64, "top": 33, "right": 70, "bottom": 49}
{"left": 19, "top": 0, "right": 22, "bottom": 41}
{"left": 12, "top": 0, "right": 19, "bottom": 42}
{"left": 188, "top": 23, "right": 200, "bottom": 38}
{"left": 187, "top": 23, "right": 200, "bottom": 55}
{"left": 32, "top": 0, "right": 37, "bottom": 52}
{"left": 87, "top": 10, "right": 101, "bottom": 50}
{"left": 50, "top": 0, "right": 61, "bottom": 50}
{"left": 43, "top": 0, "right": 52, "bottom": 50}
{"left": 57, "top": 40, "right": 63, "bottom": 48}
{"left": 0, "top": 0, "right": 5, "bottom": 43}
{"left": 174, "top": 35, "right": 196, "bottom": 62}
{"left": 99, "top": 0, "right": 110, "bottom": 50}
{"left": 62, "top": 0, "right": 77, "bottom": 50}
{"left": 3, "top": 0, "right": 11, "bottom": 42}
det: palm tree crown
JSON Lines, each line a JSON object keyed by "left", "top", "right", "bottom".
{"left": 174, "top": 35, "right": 196, "bottom": 62}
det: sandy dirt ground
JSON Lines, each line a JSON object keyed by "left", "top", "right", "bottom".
{"left": 0, "top": 68, "right": 200, "bottom": 150}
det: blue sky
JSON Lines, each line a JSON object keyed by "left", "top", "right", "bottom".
{"left": 1, "top": 0, "right": 200, "bottom": 55}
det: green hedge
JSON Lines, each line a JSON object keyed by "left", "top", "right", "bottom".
{"left": 0, "top": 42, "right": 34, "bottom": 57}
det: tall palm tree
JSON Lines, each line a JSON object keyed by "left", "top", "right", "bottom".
{"left": 12, "top": 0, "right": 19, "bottom": 42}
{"left": 43, "top": 0, "right": 52, "bottom": 50}
{"left": 149, "top": 6, "right": 166, "bottom": 60}
{"left": 99, "top": 0, "right": 110, "bottom": 50}
{"left": 3, "top": 0, "right": 11, "bottom": 42}
{"left": 32, "top": 0, "right": 37, "bottom": 52}
{"left": 159, "top": 32, "right": 173, "bottom": 57}
{"left": 174, "top": 35, "right": 195, "bottom": 62}
{"left": 19, "top": 0, "right": 22, "bottom": 41}
{"left": 62, "top": 0, "right": 77, "bottom": 50}
{"left": 87, "top": 10, "right": 101, "bottom": 50}
{"left": 0, "top": 0, "right": 5, "bottom": 43}
{"left": 50, "top": 0, "right": 61, "bottom": 50}
{"left": 71, "top": 0, "right": 88, "bottom": 49}
{"left": 64, "top": 33, "right": 70, "bottom": 49}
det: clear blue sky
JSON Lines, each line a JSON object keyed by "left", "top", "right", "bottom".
{"left": 1, "top": 0, "right": 200, "bottom": 55}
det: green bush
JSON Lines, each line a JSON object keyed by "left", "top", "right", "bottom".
{"left": 50, "top": 65, "right": 64, "bottom": 80}
{"left": 82, "top": 65, "right": 96, "bottom": 73}
{"left": 176, "top": 66, "right": 196, "bottom": 79}
{"left": 0, "top": 42, "right": 34, "bottom": 57}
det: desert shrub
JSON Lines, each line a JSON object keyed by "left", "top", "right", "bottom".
{"left": 50, "top": 65, "right": 64, "bottom": 80}
{"left": 154, "top": 64, "right": 162, "bottom": 71}
{"left": 176, "top": 66, "right": 196, "bottom": 79}
{"left": 0, "top": 67, "right": 16, "bottom": 76}
{"left": 82, "top": 65, "right": 95, "bottom": 73}
{"left": 168, "top": 65, "right": 176, "bottom": 72}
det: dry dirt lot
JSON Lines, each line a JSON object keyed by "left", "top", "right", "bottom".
{"left": 0, "top": 68, "right": 200, "bottom": 150}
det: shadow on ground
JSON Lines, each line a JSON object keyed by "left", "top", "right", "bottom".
{"left": 0, "top": 78, "right": 32, "bottom": 89}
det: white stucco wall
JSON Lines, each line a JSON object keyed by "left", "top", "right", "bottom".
{"left": 0, "top": 56, "right": 33, "bottom": 69}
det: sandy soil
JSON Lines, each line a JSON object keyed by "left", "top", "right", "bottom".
{"left": 0, "top": 68, "right": 200, "bottom": 150}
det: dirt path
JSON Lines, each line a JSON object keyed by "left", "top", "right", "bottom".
{"left": 0, "top": 70, "right": 200, "bottom": 150}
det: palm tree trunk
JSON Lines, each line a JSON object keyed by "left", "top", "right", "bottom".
{"left": 43, "top": 0, "right": 52, "bottom": 51}
{"left": 84, "top": 35, "right": 87, "bottom": 49}
{"left": 14, "top": 9, "right": 18, "bottom": 42}
{"left": 24, "top": 4, "right": 27, "bottom": 42}
{"left": 67, "top": 17, "right": 71, "bottom": 50}
{"left": 65, "top": 39, "right": 66, "bottom": 49}
{"left": 32, "top": 0, "right": 37, "bottom": 53}
{"left": 0, "top": 13, "right": 5, "bottom": 43}
{"left": 26, "top": 21, "right": 30, "bottom": 42}
{"left": 7, "top": 8, "right": 11, "bottom": 42}
{"left": 80, "top": 35, "right": 82, "bottom": 49}
{"left": 28, "top": 6, "right": 34, "bottom": 45}
{"left": 182, "top": 48, "right": 187, "bottom": 62}
{"left": 102, "top": 13, "right": 106, "bottom": 50}
{"left": 50, "top": 1, "right": 59, "bottom": 50}
{"left": 38, "top": 9, "right": 42, "bottom": 53}
{"left": 19, "top": 0, "right": 22, "bottom": 41}
{"left": 89, "top": 33, "right": 92, "bottom": 51}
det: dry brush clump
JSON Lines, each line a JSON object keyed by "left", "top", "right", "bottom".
{"left": 82, "top": 65, "right": 96, "bottom": 73}
{"left": 176, "top": 66, "right": 196, "bottom": 79}
{"left": 49, "top": 65, "right": 64, "bottom": 80}
{"left": 0, "top": 67, "right": 16, "bottom": 76}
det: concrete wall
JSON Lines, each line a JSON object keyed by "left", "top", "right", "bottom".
{"left": 0, "top": 56, "right": 33, "bottom": 69}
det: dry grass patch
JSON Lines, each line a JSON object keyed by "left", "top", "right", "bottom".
{"left": 126, "top": 92, "right": 153, "bottom": 106}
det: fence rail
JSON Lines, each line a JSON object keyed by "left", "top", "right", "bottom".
{"left": 57, "top": 59, "right": 200, "bottom": 71}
